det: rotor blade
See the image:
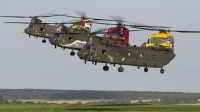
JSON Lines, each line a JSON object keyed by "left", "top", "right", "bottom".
{"left": 74, "top": 11, "right": 86, "bottom": 18}
{"left": 170, "top": 30, "right": 200, "bottom": 33}
{"left": 5, "top": 22, "right": 55, "bottom": 24}
{"left": 92, "top": 28, "right": 109, "bottom": 33}
{"left": 91, "top": 21, "right": 117, "bottom": 25}
{"left": 92, "top": 21, "right": 171, "bottom": 28}
{"left": 5, "top": 22, "right": 30, "bottom": 24}
{"left": 132, "top": 27, "right": 200, "bottom": 33}
{"left": 0, "top": 16, "right": 31, "bottom": 18}
{"left": 4, "top": 21, "right": 77, "bottom": 25}
{"left": 129, "top": 29, "right": 145, "bottom": 31}
{"left": 0, "top": 14, "right": 68, "bottom": 18}
{"left": 108, "top": 15, "right": 125, "bottom": 23}
{"left": 127, "top": 24, "right": 171, "bottom": 28}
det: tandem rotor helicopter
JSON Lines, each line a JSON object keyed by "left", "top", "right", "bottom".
{"left": 2, "top": 12, "right": 200, "bottom": 74}
{"left": 76, "top": 25, "right": 200, "bottom": 74}
{"left": 1, "top": 12, "right": 170, "bottom": 56}
{"left": 0, "top": 12, "right": 117, "bottom": 55}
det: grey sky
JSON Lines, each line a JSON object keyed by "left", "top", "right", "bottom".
{"left": 0, "top": 0, "right": 200, "bottom": 93}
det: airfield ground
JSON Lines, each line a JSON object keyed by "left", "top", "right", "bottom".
{"left": 0, "top": 104, "right": 200, "bottom": 112}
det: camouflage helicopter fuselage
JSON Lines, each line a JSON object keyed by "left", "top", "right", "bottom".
{"left": 77, "top": 35, "right": 176, "bottom": 73}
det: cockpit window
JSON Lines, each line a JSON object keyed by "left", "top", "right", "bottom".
{"left": 82, "top": 44, "right": 95, "bottom": 50}
{"left": 28, "top": 25, "right": 33, "bottom": 28}
{"left": 73, "top": 22, "right": 85, "bottom": 26}
{"left": 149, "top": 37, "right": 174, "bottom": 44}
{"left": 54, "top": 33, "right": 60, "bottom": 37}
{"left": 83, "top": 45, "right": 87, "bottom": 50}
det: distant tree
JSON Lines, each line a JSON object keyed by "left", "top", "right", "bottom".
{"left": 0, "top": 98, "right": 9, "bottom": 104}
{"left": 11, "top": 100, "right": 23, "bottom": 104}
{"left": 76, "top": 101, "right": 82, "bottom": 104}
{"left": 24, "top": 101, "right": 35, "bottom": 104}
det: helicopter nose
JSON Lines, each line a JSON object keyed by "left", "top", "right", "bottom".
{"left": 58, "top": 37, "right": 65, "bottom": 44}
{"left": 77, "top": 50, "right": 86, "bottom": 59}
{"left": 24, "top": 28, "right": 28, "bottom": 34}
{"left": 49, "top": 37, "right": 59, "bottom": 45}
{"left": 77, "top": 50, "right": 83, "bottom": 58}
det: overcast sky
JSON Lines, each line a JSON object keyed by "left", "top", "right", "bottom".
{"left": 0, "top": 0, "right": 200, "bottom": 93}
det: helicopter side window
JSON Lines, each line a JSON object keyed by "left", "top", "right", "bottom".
{"left": 149, "top": 37, "right": 174, "bottom": 46}
{"left": 149, "top": 37, "right": 166, "bottom": 44}
{"left": 69, "top": 37, "right": 73, "bottom": 41}
{"left": 166, "top": 37, "right": 174, "bottom": 44}
{"left": 40, "top": 28, "right": 44, "bottom": 31}
{"left": 102, "top": 50, "right": 107, "bottom": 54}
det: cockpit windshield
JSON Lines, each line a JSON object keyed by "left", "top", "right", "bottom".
{"left": 28, "top": 25, "right": 33, "bottom": 28}
{"left": 54, "top": 33, "right": 60, "bottom": 37}
{"left": 148, "top": 37, "right": 174, "bottom": 44}
{"left": 83, "top": 44, "right": 95, "bottom": 50}
{"left": 73, "top": 22, "right": 85, "bottom": 26}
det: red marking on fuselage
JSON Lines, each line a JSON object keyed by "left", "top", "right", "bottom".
{"left": 104, "top": 26, "right": 130, "bottom": 46}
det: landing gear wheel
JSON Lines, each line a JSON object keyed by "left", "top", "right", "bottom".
{"left": 42, "top": 39, "right": 46, "bottom": 43}
{"left": 118, "top": 67, "right": 124, "bottom": 72}
{"left": 144, "top": 67, "right": 148, "bottom": 72}
{"left": 70, "top": 51, "right": 75, "bottom": 56}
{"left": 160, "top": 68, "right": 165, "bottom": 74}
{"left": 103, "top": 66, "right": 109, "bottom": 71}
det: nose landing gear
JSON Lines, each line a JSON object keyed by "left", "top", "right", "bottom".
{"left": 160, "top": 68, "right": 165, "bottom": 74}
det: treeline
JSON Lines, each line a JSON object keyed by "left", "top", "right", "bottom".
{"left": 0, "top": 98, "right": 44, "bottom": 104}
{"left": 0, "top": 89, "right": 200, "bottom": 104}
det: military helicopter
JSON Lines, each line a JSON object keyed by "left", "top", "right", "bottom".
{"left": 45, "top": 21, "right": 171, "bottom": 56}
{"left": 76, "top": 27, "right": 200, "bottom": 74}
{"left": 1, "top": 12, "right": 119, "bottom": 43}
{"left": 0, "top": 14, "right": 68, "bottom": 43}
{"left": 44, "top": 14, "right": 172, "bottom": 56}
{"left": 1, "top": 13, "right": 125, "bottom": 55}
{"left": 1, "top": 13, "right": 172, "bottom": 57}
{"left": 91, "top": 16, "right": 171, "bottom": 46}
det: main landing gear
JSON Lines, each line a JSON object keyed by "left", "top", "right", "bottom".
{"left": 160, "top": 68, "right": 165, "bottom": 74}
{"left": 118, "top": 65, "right": 124, "bottom": 72}
{"left": 42, "top": 38, "right": 46, "bottom": 43}
{"left": 70, "top": 50, "right": 75, "bottom": 56}
{"left": 143, "top": 67, "right": 165, "bottom": 74}
{"left": 144, "top": 67, "right": 148, "bottom": 72}
{"left": 103, "top": 64, "right": 109, "bottom": 71}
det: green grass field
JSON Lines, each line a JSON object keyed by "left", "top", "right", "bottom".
{"left": 0, "top": 104, "right": 200, "bottom": 112}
